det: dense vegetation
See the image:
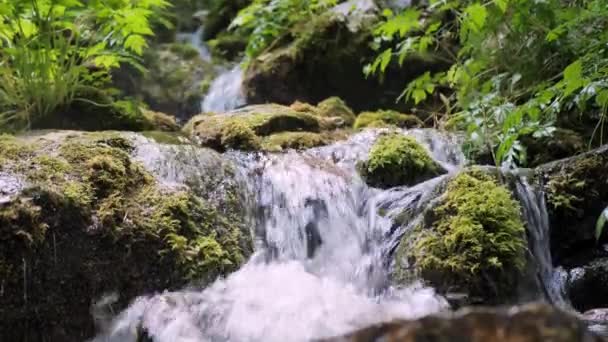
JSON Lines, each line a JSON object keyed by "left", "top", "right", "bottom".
{"left": 366, "top": 0, "right": 608, "bottom": 167}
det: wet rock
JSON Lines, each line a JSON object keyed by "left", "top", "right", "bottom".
{"left": 184, "top": 104, "right": 336, "bottom": 151}
{"left": 568, "top": 258, "right": 608, "bottom": 312}
{"left": 584, "top": 309, "right": 608, "bottom": 337}
{"left": 327, "top": 303, "right": 603, "bottom": 342}
{"left": 393, "top": 169, "right": 527, "bottom": 305}
{"left": 0, "top": 131, "right": 252, "bottom": 342}
{"left": 535, "top": 144, "right": 608, "bottom": 265}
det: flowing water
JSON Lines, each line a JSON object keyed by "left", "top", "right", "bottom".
{"left": 202, "top": 65, "right": 247, "bottom": 113}
{"left": 176, "top": 27, "right": 212, "bottom": 62}
{"left": 93, "top": 129, "right": 566, "bottom": 342}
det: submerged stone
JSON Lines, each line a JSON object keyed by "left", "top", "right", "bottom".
{"left": 326, "top": 303, "right": 602, "bottom": 342}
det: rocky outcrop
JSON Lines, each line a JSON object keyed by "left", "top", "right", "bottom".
{"left": 326, "top": 303, "right": 602, "bottom": 342}
{"left": 242, "top": 5, "right": 447, "bottom": 113}
{"left": 184, "top": 102, "right": 351, "bottom": 152}
{"left": 357, "top": 133, "right": 445, "bottom": 189}
{"left": 0, "top": 132, "right": 252, "bottom": 341}
{"left": 535, "top": 144, "right": 608, "bottom": 265}
{"left": 392, "top": 169, "right": 527, "bottom": 305}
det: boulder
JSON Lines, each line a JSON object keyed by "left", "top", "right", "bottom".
{"left": 354, "top": 110, "right": 424, "bottom": 129}
{"left": 326, "top": 303, "right": 602, "bottom": 342}
{"left": 393, "top": 169, "right": 527, "bottom": 305}
{"left": 0, "top": 132, "right": 252, "bottom": 341}
{"left": 535, "top": 144, "right": 608, "bottom": 265}
{"left": 242, "top": 6, "right": 447, "bottom": 113}
{"left": 184, "top": 104, "right": 346, "bottom": 151}
{"left": 358, "top": 133, "right": 445, "bottom": 189}
{"left": 568, "top": 258, "right": 608, "bottom": 312}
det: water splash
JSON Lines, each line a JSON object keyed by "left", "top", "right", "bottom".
{"left": 202, "top": 65, "right": 247, "bottom": 113}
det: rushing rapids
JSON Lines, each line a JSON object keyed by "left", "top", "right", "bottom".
{"left": 91, "top": 128, "right": 570, "bottom": 342}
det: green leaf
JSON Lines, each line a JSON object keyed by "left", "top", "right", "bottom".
{"left": 465, "top": 3, "right": 488, "bottom": 32}
{"left": 596, "top": 89, "right": 608, "bottom": 108}
{"left": 124, "top": 34, "right": 147, "bottom": 55}
{"left": 494, "top": 0, "right": 508, "bottom": 13}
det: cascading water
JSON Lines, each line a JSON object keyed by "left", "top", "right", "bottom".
{"left": 93, "top": 129, "right": 567, "bottom": 342}
{"left": 514, "top": 176, "right": 570, "bottom": 308}
{"left": 176, "top": 27, "right": 212, "bottom": 62}
{"left": 201, "top": 65, "right": 247, "bottom": 113}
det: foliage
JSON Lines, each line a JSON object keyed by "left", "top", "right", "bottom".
{"left": 230, "top": 0, "right": 339, "bottom": 61}
{"left": 597, "top": 207, "right": 608, "bottom": 242}
{"left": 367, "top": 0, "right": 608, "bottom": 167}
{"left": 0, "top": 0, "right": 170, "bottom": 130}
{"left": 358, "top": 133, "right": 443, "bottom": 188}
{"left": 354, "top": 110, "right": 423, "bottom": 129}
{"left": 407, "top": 170, "right": 526, "bottom": 299}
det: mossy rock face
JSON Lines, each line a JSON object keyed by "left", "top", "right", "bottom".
{"left": 262, "top": 132, "right": 328, "bottom": 151}
{"left": 243, "top": 9, "right": 449, "bottom": 113}
{"left": 358, "top": 133, "right": 445, "bottom": 189}
{"left": 536, "top": 145, "right": 608, "bottom": 264}
{"left": 394, "top": 170, "right": 527, "bottom": 304}
{"left": 354, "top": 110, "right": 423, "bottom": 130}
{"left": 315, "top": 97, "right": 356, "bottom": 126}
{"left": 32, "top": 89, "right": 176, "bottom": 132}
{"left": 184, "top": 104, "right": 322, "bottom": 151}
{"left": 0, "top": 132, "right": 252, "bottom": 341}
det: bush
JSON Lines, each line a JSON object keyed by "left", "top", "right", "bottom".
{"left": 0, "top": 0, "right": 170, "bottom": 131}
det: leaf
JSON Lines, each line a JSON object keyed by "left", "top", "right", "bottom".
{"left": 494, "top": 0, "right": 508, "bottom": 13}
{"left": 596, "top": 89, "right": 608, "bottom": 108}
{"left": 124, "top": 34, "right": 147, "bottom": 55}
{"left": 562, "top": 59, "right": 587, "bottom": 97}
{"left": 465, "top": 3, "right": 488, "bottom": 32}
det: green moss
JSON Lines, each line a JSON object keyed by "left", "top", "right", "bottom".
{"left": 208, "top": 32, "right": 247, "bottom": 60}
{"left": 316, "top": 97, "right": 356, "bottom": 126}
{"left": 220, "top": 120, "right": 262, "bottom": 151}
{"left": 0, "top": 134, "right": 35, "bottom": 161}
{"left": 399, "top": 170, "right": 526, "bottom": 301}
{"left": 358, "top": 134, "right": 444, "bottom": 189}
{"left": 1, "top": 132, "right": 250, "bottom": 286}
{"left": 354, "top": 110, "right": 423, "bottom": 130}
{"left": 168, "top": 43, "right": 200, "bottom": 60}
{"left": 184, "top": 104, "right": 323, "bottom": 151}
{"left": 545, "top": 155, "right": 607, "bottom": 217}
{"left": 262, "top": 132, "right": 327, "bottom": 151}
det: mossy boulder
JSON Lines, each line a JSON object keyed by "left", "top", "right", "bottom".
{"left": 394, "top": 170, "right": 527, "bottom": 304}
{"left": 354, "top": 110, "right": 424, "bottom": 129}
{"left": 243, "top": 8, "right": 448, "bottom": 113}
{"left": 0, "top": 132, "right": 252, "bottom": 341}
{"left": 184, "top": 104, "right": 323, "bottom": 151}
{"left": 262, "top": 132, "right": 328, "bottom": 151}
{"left": 315, "top": 97, "right": 356, "bottom": 126}
{"left": 536, "top": 145, "right": 608, "bottom": 264}
{"left": 358, "top": 133, "right": 445, "bottom": 189}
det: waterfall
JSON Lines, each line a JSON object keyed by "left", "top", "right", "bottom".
{"left": 514, "top": 176, "right": 570, "bottom": 307}
{"left": 92, "top": 129, "right": 570, "bottom": 341}
{"left": 201, "top": 65, "right": 247, "bottom": 113}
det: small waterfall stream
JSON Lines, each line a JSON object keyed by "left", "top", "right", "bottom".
{"left": 94, "top": 129, "right": 568, "bottom": 341}
{"left": 202, "top": 65, "right": 247, "bottom": 113}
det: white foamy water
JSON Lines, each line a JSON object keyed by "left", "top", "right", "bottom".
{"left": 202, "top": 65, "right": 246, "bottom": 113}
{"left": 94, "top": 129, "right": 564, "bottom": 341}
